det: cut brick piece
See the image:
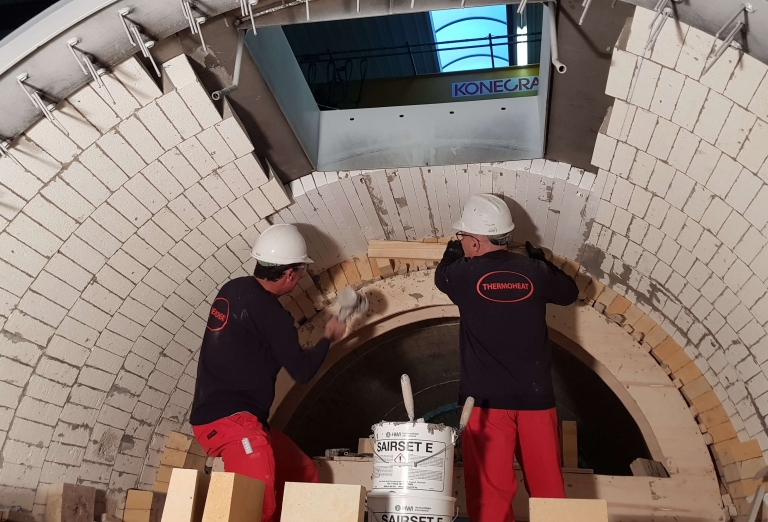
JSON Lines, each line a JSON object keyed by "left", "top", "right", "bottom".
{"left": 113, "top": 56, "right": 162, "bottom": 106}
{"left": 650, "top": 68, "right": 684, "bottom": 119}
{"left": 201, "top": 472, "right": 265, "bottom": 522}
{"left": 700, "top": 43, "right": 739, "bottom": 94}
{"left": 605, "top": 49, "right": 636, "bottom": 101}
{"left": 724, "top": 53, "right": 768, "bottom": 108}
{"left": 672, "top": 77, "right": 708, "bottom": 132}
{"left": 694, "top": 90, "right": 733, "bottom": 145}
{"left": 675, "top": 26, "right": 715, "bottom": 81}
{"left": 280, "top": 483, "right": 365, "bottom": 522}
{"left": 715, "top": 104, "right": 756, "bottom": 158}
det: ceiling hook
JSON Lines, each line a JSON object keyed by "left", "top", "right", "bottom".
{"left": 702, "top": 3, "right": 752, "bottom": 75}
{"left": 16, "top": 73, "right": 69, "bottom": 135}
{"left": 0, "top": 138, "right": 24, "bottom": 169}
{"left": 118, "top": 7, "right": 161, "bottom": 77}
{"left": 67, "top": 38, "right": 114, "bottom": 104}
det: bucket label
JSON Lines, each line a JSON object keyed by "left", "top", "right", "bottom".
{"left": 373, "top": 438, "right": 447, "bottom": 492}
{"left": 372, "top": 514, "right": 452, "bottom": 522}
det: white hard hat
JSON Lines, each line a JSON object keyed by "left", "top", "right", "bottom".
{"left": 250, "top": 224, "right": 314, "bottom": 265}
{"left": 453, "top": 193, "right": 514, "bottom": 235}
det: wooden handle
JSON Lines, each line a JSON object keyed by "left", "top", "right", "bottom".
{"left": 459, "top": 397, "right": 474, "bottom": 432}
{"left": 401, "top": 374, "right": 415, "bottom": 422}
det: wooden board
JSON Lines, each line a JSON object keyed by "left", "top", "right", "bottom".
{"left": 280, "top": 482, "right": 365, "bottom": 522}
{"left": 160, "top": 469, "right": 210, "bottom": 522}
{"left": 562, "top": 421, "right": 578, "bottom": 468}
{"left": 529, "top": 498, "right": 608, "bottom": 522}
{"left": 368, "top": 240, "right": 445, "bottom": 261}
{"left": 630, "top": 458, "right": 670, "bottom": 478}
{"left": 201, "top": 472, "right": 264, "bottom": 522}
{"left": 45, "top": 483, "right": 96, "bottom": 522}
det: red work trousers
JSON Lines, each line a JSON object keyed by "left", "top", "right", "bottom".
{"left": 192, "top": 412, "right": 318, "bottom": 522}
{"left": 462, "top": 407, "right": 565, "bottom": 522}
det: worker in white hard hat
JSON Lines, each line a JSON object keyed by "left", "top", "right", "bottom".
{"left": 190, "top": 223, "right": 346, "bottom": 522}
{"left": 434, "top": 194, "right": 578, "bottom": 522}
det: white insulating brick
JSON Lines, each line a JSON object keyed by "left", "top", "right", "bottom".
{"left": 259, "top": 170, "right": 291, "bottom": 212}
{"left": 0, "top": 156, "right": 42, "bottom": 201}
{"left": 82, "top": 283, "right": 122, "bottom": 315}
{"left": 0, "top": 233, "right": 46, "bottom": 276}
{"left": 749, "top": 74, "right": 768, "bottom": 121}
{"left": 735, "top": 227, "right": 767, "bottom": 266}
{"left": 700, "top": 197, "right": 731, "bottom": 234}
{"left": 229, "top": 197, "right": 259, "bottom": 228}
{"left": 154, "top": 207, "right": 191, "bottom": 241}
{"left": 0, "top": 355, "right": 33, "bottom": 386}
{"left": 647, "top": 161, "right": 675, "bottom": 198}
{"left": 214, "top": 245, "right": 242, "bottom": 273}
{"left": 47, "top": 253, "right": 92, "bottom": 291}
{"left": 198, "top": 217, "right": 230, "bottom": 247}
{"left": 55, "top": 100, "right": 101, "bottom": 149}
{"left": 108, "top": 188, "right": 152, "bottom": 227}
{"left": 218, "top": 163, "right": 251, "bottom": 197}
{"left": 651, "top": 20, "right": 688, "bottom": 68}
{"left": 678, "top": 218, "right": 703, "bottom": 251}
{"left": 667, "top": 128, "right": 699, "bottom": 172}
{"left": 143, "top": 160, "right": 184, "bottom": 201}
{"left": 137, "top": 220, "right": 175, "bottom": 255}
{"left": 725, "top": 169, "right": 761, "bottom": 214}
{"left": 0, "top": 285, "right": 19, "bottom": 317}
{"left": 30, "top": 271, "right": 78, "bottom": 310}
{"left": 642, "top": 226, "right": 664, "bottom": 254}
{"left": 0, "top": 331, "right": 41, "bottom": 367}
{"left": 79, "top": 143, "right": 129, "bottom": 191}
{"left": 24, "top": 196, "right": 77, "bottom": 239}
{"left": 156, "top": 90, "right": 202, "bottom": 141}
{"left": 624, "top": 7, "right": 655, "bottom": 55}
{"left": 112, "top": 56, "right": 162, "bottom": 106}
{"left": 629, "top": 59, "right": 661, "bottom": 110}
{"left": 646, "top": 117, "right": 678, "bottom": 161}
{"left": 75, "top": 218, "right": 121, "bottom": 257}
{"left": 606, "top": 100, "right": 628, "bottom": 139}
{"left": 610, "top": 142, "right": 636, "bottom": 178}
{"left": 706, "top": 154, "right": 742, "bottom": 199}
{"left": 159, "top": 147, "right": 201, "bottom": 189}
{"left": 196, "top": 126, "right": 236, "bottom": 167}
{"left": 657, "top": 235, "right": 680, "bottom": 265}
{"left": 595, "top": 200, "right": 614, "bottom": 227}
{"left": 610, "top": 177, "right": 633, "bottom": 209}
{"left": 627, "top": 109, "right": 657, "bottom": 151}
{"left": 92, "top": 203, "right": 137, "bottom": 242}
{"left": 5, "top": 309, "right": 54, "bottom": 346}
{"left": 96, "top": 263, "right": 135, "bottom": 299}
{"left": 125, "top": 173, "right": 168, "bottom": 214}
{"left": 718, "top": 212, "right": 750, "bottom": 250}
{"left": 10, "top": 135, "right": 61, "bottom": 182}
{"left": 737, "top": 119, "right": 768, "bottom": 173}
{"left": 606, "top": 49, "right": 637, "bottom": 101}
{"left": 98, "top": 130, "right": 146, "bottom": 178}
{"left": 0, "top": 379, "right": 22, "bottom": 408}
{"left": 177, "top": 136, "right": 218, "bottom": 178}
{"left": 41, "top": 178, "right": 95, "bottom": 223}
{"left": 201, "top": 174, "right": 236, "bottom": 209}
{"left": 215, "top": 115, "right": 254, "bottom": 158}
{"left": 170, "top": 241, "right": 204, "bottom": 271}
{"left": 745, "top": 185, "right": 768, "bottom": 229}
{"left": 8, "top": 213, "right": 64, "bottom": 257}
{"left": 692, "top": 230, "right": 720, "bottom": 263}
{"left": 686, "top": 140, "right": 721, "bottom": 186}
{"left": 724, "top": 53, "right": 768, "bottom": 108}
{"left": 24, "top": 117, "right": 80, "bottom": 163}
{"left": 184, "top": 229, "right": 216, "bottom": 258}
{"left": 665, "top": 170, "right": 695, "bottom": 210}
{"left": 178, "top": 81, "right": 221, "bottom": 129}
{"left": 675, "top": 26, "right": 715, "bottom": 81}
{"left": 119, "top": 297, "right": 154, "bottom": 326}
{"left": 118, "top": 117, "right": 164, "bottom": 164}
{"left": 109, "top": 249, "right": 149, "bottom": 283}
{"left": 661, "top": 206, "right": 686, "bottom": 238}
{"left": 185, "top": 183, "right": 220, "bottom": 218}
{"left": 651, "top": 68, "right": 685, "bottom": 121}
{"left": 673, "top": 247, "right": 696, "bottom": 277}
{"left": 17, "top": 291, "right": 67, "bottom": 327}
{"left": 68, "top": 84, "right": 120, "bottom": 133}
{"left": 57, "top": 316, "right": 98, "bottom": 348}
{"left": 96, "top": 329, "right": 132, "bottom": 358}
{"left": 235, "top": 153, "right": 269, "bottom": 188}
{"left": 61, "top": 161, "right": 110, "bottom": 207}
{"left": 724, "top": 258, "right": 752, "bottom": 292}
{"left": 700, "top": 43, "right": 739, "bottom": 94}
{"left": 123, "top": 235, "right": 161, "bottom": 268}
{"left": 162, "top": 54, "right": 198, "bottom": 89}
{"left": 0, "top": 259, "right": 32, "bottom": 297}
{"left": 716, "top": 104, "right": 756, "bottom": 157}
{"left": 168, "top": 194, "right": 204, "bottom": 230}
{"left": 107, "top": 312, "right": 144, "bottom": 341}
{"left": 136, "top": 101, "right": 183, "bottom": 151}
{"left": 671, "top": 78, "right": 708, "bottom": 133}
{"left": 70, "top": 298, "right": 111, "bottom": 330}
{"left": 94, "top": 72, "right": 140, "bottom": 120}
{"left": 694, "top": 90, "right": 734, "bottom": 145}
{"left": 3, "top": 438, "right": 49, "bottom": 468}
{"left": 214, "top": 207, "right": 245, "bottom": 237}
{"left": 176, "top": 280, "right": 206, "bottom": 307}
{"left": 244, "top": 187, "right": 274, "bottom": 219}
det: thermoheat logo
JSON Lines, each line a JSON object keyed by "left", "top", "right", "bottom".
{"left": 476, "top": 271, "right": 534, "bottom": 303}
{"left": 207, "top": 297, "right": 230, "bottom": 331}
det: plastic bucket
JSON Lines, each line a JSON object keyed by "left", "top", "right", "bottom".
{"left": 372, "top": 421, "right": 456, "bottom": 495}
{"left": 367, "top": 491, "right": 457, "bottom": 522}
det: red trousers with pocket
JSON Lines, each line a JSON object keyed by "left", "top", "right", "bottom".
{"left": 462, "top": 407, "right": 565, "bottom": 522}
{"left": 192, "top": 412, "right": 318, "bottom": 522}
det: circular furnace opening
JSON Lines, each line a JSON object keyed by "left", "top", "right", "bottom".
{"left": 283, "top": 319, "right": 652, "bottom": 475}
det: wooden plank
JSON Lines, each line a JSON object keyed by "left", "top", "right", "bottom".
{"left": 354, "top": 256, "right": 373, "bottom": 282}
{"left": 329, "top": 265, "right": 349, "bottom": 292}
{"left": 280, "top": 483, "right": 365, "bottom": 522}
{"left": 160, "top": 469, "right": 210, "bottom": 522}
{"left": 201, "top": 472, "right": 264, "bottom": 522}
{"left": 376, "top": 257, "right": 394, "bottom": 278}
{"left": 562, "top": 420, "right": 578, "bottom": 468}
{"left": 340, "top": 260, "right": 361, "bottom": 287}
{"left": 368, "top": 240, "right": 445, "bottom": 261}
{"left": 529, "top": 498, "right": 608, "bottom": 522}
{"left": 45, "top": 483, "right": 96, "bottom": 522}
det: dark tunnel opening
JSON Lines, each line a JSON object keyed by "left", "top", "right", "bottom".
{"left": 283, "top": 319, "right": 652, "bottom": 475}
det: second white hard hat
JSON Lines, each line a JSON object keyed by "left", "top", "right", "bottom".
{"left": 453, "top": 193, "right": 515, "bottom": 235}
{"left": 250, "top": 224, "right": 314, "bottom": 265}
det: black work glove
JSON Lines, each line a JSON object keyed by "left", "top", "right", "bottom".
{"left": 525, "top": 241, "right": 546, "bottom": 261}
{"left": 441, "top": 239, "right": 465, "bottom": 264}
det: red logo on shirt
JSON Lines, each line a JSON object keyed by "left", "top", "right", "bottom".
{"left": 207, "top": 298, "right": 229, "bottom": 331}
{"left": 476, "top": 271, "right": 534, "bottom": 303}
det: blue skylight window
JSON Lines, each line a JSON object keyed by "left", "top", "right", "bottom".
{"left": 430, "top": 6, "right": 509, "bottom": 72}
